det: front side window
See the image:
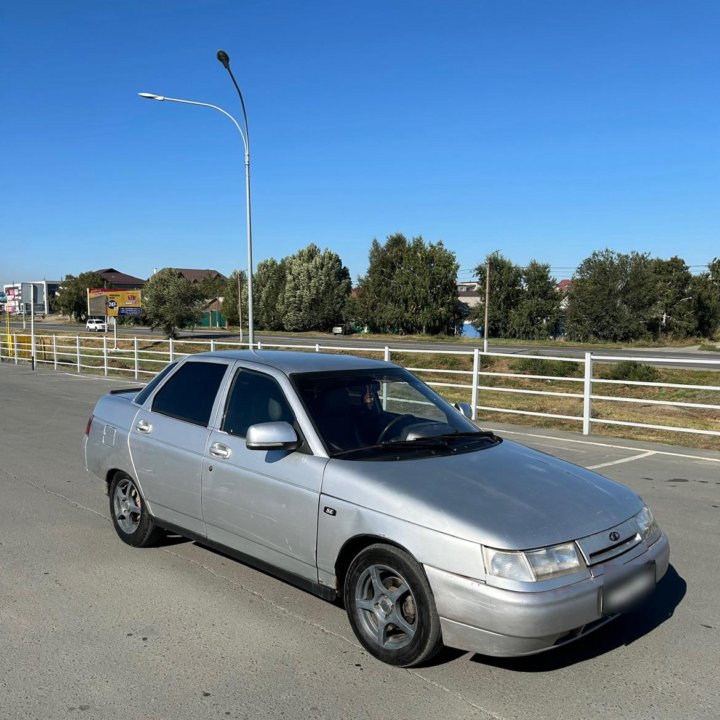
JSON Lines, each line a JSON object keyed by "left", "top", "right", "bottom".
{"left": 151, "top": 361, "right": 228, "bottom": 426}
{"left": 222, "top": 369, "right": 295, "bottom": 438}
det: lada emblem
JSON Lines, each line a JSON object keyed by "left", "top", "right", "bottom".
{"left": 609, "top": 531, "right": 621, "bottom": 542}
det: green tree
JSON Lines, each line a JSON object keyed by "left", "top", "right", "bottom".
{"left": 221, "top": 270, "right": 248, "bottom": 328}
{"left": 691, "top": 258, "right": 720, "bottom": 339}
{"left": 404, "top": 238, "right": 460, "bottom": 334}
{"left": 566, "top": 250, "right": 655, "bottom": 342}
{"left": 509, "top": 261, "right": 563, "bottom": 339}
{"left": 648, "top": 257, "right": 696, "bottom": 338}
{"left": 351, "top": 234, "right": 458, "bottom": 334}
{"left": 279, "top": 244, "right": 351, "bottom": 331}
{"left": 350, "top": 234, "right": 408, "bottom": 332}
{"left": 142, "top": 268, "right": 204, "bottom": 338}
{"left": 469, "top": 253, "right": 523, "bottom": 338}
{"left": 56, "top": 271, "right": 106, "bottom": 320}
{"left": 254, "top": 259, "right": 287, "bottom": 330}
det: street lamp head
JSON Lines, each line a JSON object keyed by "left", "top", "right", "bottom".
{"left": 138, "top": 92, "right": 165, "bottom": 101}
{"left": 217, "top": 49, "right": 230, "bottom": 69}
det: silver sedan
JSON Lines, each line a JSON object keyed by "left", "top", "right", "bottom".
{"left": 84, "top": 351, "right": 669, "bottom": 667}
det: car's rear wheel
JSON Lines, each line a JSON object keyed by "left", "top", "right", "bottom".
{"left": 343, "top": 544, "right": 442, "bottom": 667}
{"left": 109, "top": 473, "right": 162, "bottom": 547}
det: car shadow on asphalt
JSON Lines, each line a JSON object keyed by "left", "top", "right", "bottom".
{"left": 159, "top": 532, "right": 193, "bottom": 547}
{"left": 468, "top": 564, "right": 686, "bottom": 672}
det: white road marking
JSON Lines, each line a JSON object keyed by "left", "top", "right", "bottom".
{"left": 57, "top": 372, "right": 145, "bottom": 385}
{"left": 586, "top": 451, "right": 656, "bottom": 470}
{"left": 486, "top": 427, "right": 720, "bottom": 464}
{"left": 533, "top": 442, "right": 587, "bottom": 454}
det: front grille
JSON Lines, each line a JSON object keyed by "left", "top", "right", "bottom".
{"left": 576, "top": 517, "right": 641, "bottom": 566}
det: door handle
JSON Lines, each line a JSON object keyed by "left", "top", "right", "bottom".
{"left": 135, "top": 419, "right": 152, "bottom": 434}
{"left": 209, "top": 442, "right": 231, "bottom": 459}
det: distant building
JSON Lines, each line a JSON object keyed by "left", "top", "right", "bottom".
{"left": 95, "top": 268, "right": 147, "bottom": 288}
{"left": 556, "top": 279, "right": 571, "bottom": 311}
{"left": 2, "top": 281, "right": 60, "bottom": 315}
{"left": 457, "top": 281, "right": 481, "bottom": 308}
{"left": 166, "top": 268, "right": 227, "bottom": 284}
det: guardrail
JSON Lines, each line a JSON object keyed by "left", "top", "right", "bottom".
{"left": 2, "top": 332, "right": 719, "bottom": 442}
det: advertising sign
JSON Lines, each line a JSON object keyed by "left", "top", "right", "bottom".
{"left": 88, "top": 289, "right": 142, "bottom": 317}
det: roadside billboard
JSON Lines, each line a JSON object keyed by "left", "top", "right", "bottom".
{"left": 87, "top": 289, "right": 142, "bottom": 317}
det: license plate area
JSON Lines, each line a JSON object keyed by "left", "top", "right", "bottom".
{"left": 601, "top": 562, "right": 656, "bottom": 615}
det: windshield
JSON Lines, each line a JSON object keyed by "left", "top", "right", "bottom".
{"left": 293, "top": 367, "right": 493, "bottom": 458}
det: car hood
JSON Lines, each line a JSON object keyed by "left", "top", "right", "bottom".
{"left": 321, "top": 438, "right": 643, "bottom": 550}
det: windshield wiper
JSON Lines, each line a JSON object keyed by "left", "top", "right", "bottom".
{"left": 330, "top": 437, "right": 453, "bottom": 459}
{"left": 435, "top": 430, "right": 499, "bottom": 442}
{"left": 329, "top": 431, "right": 499, "bottom": 459}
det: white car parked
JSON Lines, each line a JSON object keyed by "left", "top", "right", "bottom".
{"left": 86, "top": 318, "right": 107, "bottom": 332}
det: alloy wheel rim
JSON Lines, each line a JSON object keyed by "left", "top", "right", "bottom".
{"left": 354, "top": 563, "right": 417, "bottom": 650}
{"left": 114, "top": 478, "right": 141, "bottom": 534}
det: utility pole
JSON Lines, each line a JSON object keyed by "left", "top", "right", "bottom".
{"left": 483, "top": 257, "right": 490, "bottom": 353}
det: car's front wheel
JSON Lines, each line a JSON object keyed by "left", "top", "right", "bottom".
{"left": 344, "top": 544, "right": 442, "bottom": 667}
{"left": 109, "top": 473, "right": 162, "bottom": 547}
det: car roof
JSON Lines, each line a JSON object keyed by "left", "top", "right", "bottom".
{"left": 187, "top": 350, "right": 392, "bottom": 374}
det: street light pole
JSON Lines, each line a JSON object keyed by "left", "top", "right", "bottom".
{"left": 138, "top": 89, "right": 255, "bottom": 347}
{"left": 216, "top": 50, "right": 253, "bottom": 349}
{"left": 237, "top": 271, "right": 243, "bottom": 343}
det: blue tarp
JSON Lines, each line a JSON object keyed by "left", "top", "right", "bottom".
{"left": 461, "top": 321, "right": 481, "bottom": 338}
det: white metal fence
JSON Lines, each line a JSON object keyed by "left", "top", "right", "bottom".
{"left": 2, "top": 332, "right": 719, "bottom": 441}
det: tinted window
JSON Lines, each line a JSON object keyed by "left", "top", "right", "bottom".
{"left": 134, "top": 361, "right": 178, "bottom": 406}
{"left": 222, "top": 370, "right": 295, "bottom": 437}
{"left": 152, "top": 361, "right": 228, "bottom": 426}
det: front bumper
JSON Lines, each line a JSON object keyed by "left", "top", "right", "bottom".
{"left": 425, "top": 532, "right": 670, "bottom": 657}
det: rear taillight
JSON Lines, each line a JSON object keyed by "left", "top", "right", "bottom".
{"left": 85, "top": 415, "right": 94, "bottom": 436}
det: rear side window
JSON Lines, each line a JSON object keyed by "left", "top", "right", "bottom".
{"left": 134, "top": 361, "right": 178, "bottom": 406}
{"left": 152, "top": 362, "right": 228, "bottom": 426}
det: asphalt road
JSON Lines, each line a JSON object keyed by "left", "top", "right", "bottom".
{"left": 1, "top": 363, "right": 719, "bottom": 720}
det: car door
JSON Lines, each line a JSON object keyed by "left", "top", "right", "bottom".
{"left": 202, "top": 366, "right": 327, "bottom": 582}
{"left": 129, "top": 358, "right": 231, "bottom": 536}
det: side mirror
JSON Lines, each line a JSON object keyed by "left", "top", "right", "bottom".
{"left": 246, "top": 421, "right": 299, "bottom": 451}
{"left": 454, "top": 402, "right": 473, "bottom": 420}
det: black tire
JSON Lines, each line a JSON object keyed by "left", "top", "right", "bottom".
{"left": 343, "top": 543, "right": 442, "bottom": 667}
{"left": 109, "top": 472, "right": 163, "bottom": 547}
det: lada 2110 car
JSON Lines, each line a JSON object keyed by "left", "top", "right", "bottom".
{"left": 84, "top": 351, "right": 669, "bottom": 667}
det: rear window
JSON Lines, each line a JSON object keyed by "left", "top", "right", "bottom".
{"left": 134, "top": 361, "right": 178, "bottom": 406}
{"left": 151, "top": 361, "right": 228, "bottom": 426}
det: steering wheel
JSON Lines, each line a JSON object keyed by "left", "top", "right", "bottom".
{"left": 377, "top": 414, "right": 415, "bottom": 443}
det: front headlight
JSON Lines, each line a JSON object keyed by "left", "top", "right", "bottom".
{"left": 483, "top": 542, "right": 584, "bottom": 582}
{"left": 526, "top": 542, "right": 583, "bottom": 580}
{"left": 483, "top": 547, "right": 534, "bottom": 582}
{"left": 636, "top": 505, "right": 661, "bottom": 545}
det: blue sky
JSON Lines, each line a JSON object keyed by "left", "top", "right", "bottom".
{"left": 1, "top": 0, "right": 718, "bottom": 288}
